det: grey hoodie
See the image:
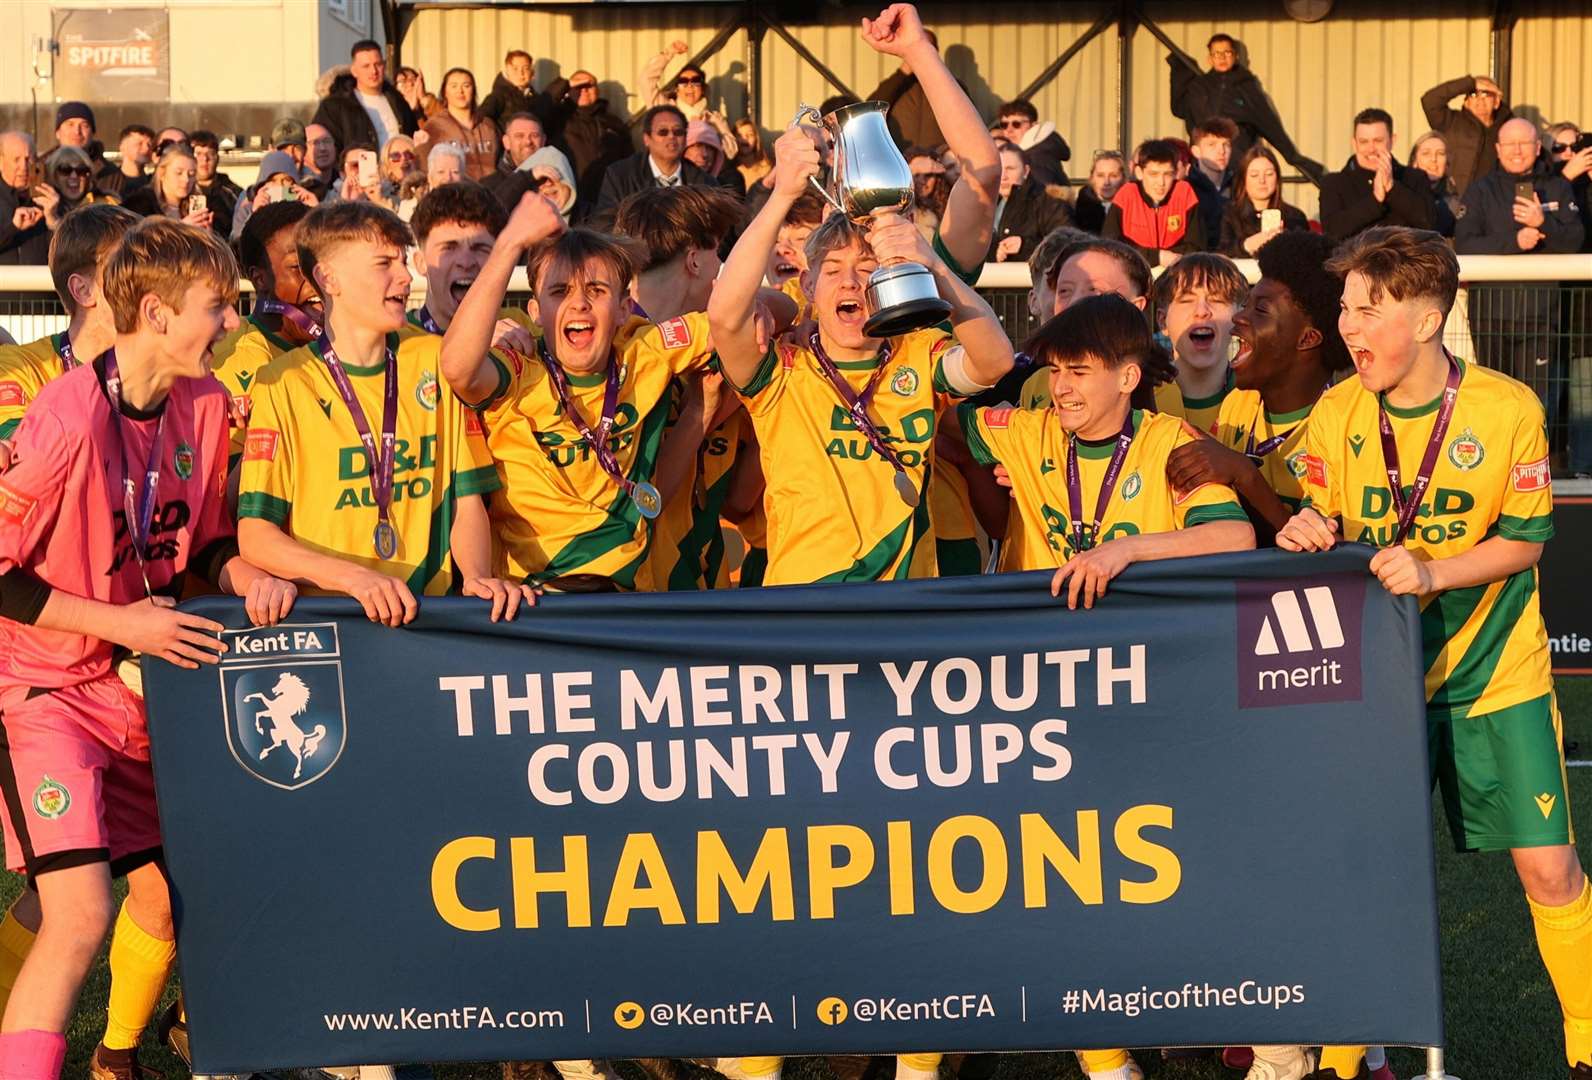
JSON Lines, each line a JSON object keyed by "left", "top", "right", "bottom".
{"left": 519, "top": 145, "right": 578, "bottom": 219}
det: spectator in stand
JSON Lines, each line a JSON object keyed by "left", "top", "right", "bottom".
{"left": 1421, "top": 73, "right": 1511, "bottom": 196}
{"left": 394, "top": 66, "right": 427, "bottom": 117}
{"left": 1219, "top": 145, "right": 1308, "bottom": 257}
{"left": 641, "top": 42, "right": 739, "bottom": 160}
{"left": 121, "top": 145, "right": 223, "bottom": 238}
{"left": 1104, "top": 138, "right": 1202, "bottom": 266}
{"left": 1188, "top": 117, "right": 1235, "bottom": 250}
{"left": 867, "top": 27, "right": 947, "bottom": 149}
{"left": 270, "top": 119, "right": 308, "bottom": 177}
{"left": 380, "top": 134, "right": 418, "bottom": 199}
{"left": 481, "top": 112, "right": 546, "bottom": 207}
{"left": 49, "top": 102, "right": 118, "bottom": 196}
{"left": 685, "top": 121, "right": 745, "bottom": 197}
{"left": 994, "top": 99, "right": 1069, "bottom": 186}
{"left": 1075, "top": 150, "right": 1125, "bottom": 233}
{"left": 556, "top": 70, "right": 634, "bottom": 213}
{"left": 327, "top": 143, "right": 386, "bottom": 207}
{"left": 303, "top": 122, "right": 340, "bottom": 193}
{"left": 733, "top": 119, "right": 772, "bottom": 190}
{"left": 480, "top": 50, "right": 563, "bottom": 138}
{"left": 1457, "top": 118, "right": 1584, "bottom": 422}
{"left": 1319, "top": 107, "right": 1434, "bottom": 242}
{"left": 590, "top": 104, "right": 718, "bottom": 232}
{"left": 988, "top": 144, "right": 1072, "bottom": 263}
{"left": 0, "top": 132, "right": 51, "bottom": 264}
{"left": 312, "top": 39, "right": 418, "bottom": 159}
{"left": 907, "top": 148, "right": 950, "bottom": 241}
{"left": 103, "top": 123, "right": 154, "bottom": 197}
{"left": 189, "top": 130, "right": 243, "bottom": 227}
{"left": 1408, "top": 131, "right": 1460, "bottom": 237}
{"left": 426, "top": 142, "right": 467, "bottom": 189}
{"left": 421, "top": 68, "right": 500, "bottom": 181}
{"left": 231, "top": 149, "right": 320, "bottom": 241}
{"left": 525, "top": 145, "right": 579, "bottom": 222}
{"left": 43, "top": 147, "right": 115, "bottom": 228}
{"left": 1547, "top": 122, "right": 1592, "bottom": 248}
{"left": 1168, "top": 33, "right": 1323, "bottom": 182}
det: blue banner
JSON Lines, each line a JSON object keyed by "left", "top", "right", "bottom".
{"left": 143, "top": 546, "right": 1442, "bottom": 1073}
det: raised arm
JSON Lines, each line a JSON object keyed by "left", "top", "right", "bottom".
{"left": 440, "top": 191, "right": 565, "bottom": 406}
{"left": 708, "top": 127, "right": 821, "bottom": 387}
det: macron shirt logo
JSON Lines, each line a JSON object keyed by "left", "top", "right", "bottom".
{"left": 1237, "top": 578, "right": 1365, "bottom": 708}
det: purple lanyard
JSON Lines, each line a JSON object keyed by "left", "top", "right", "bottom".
{"left": 255, "top": 297, "right": 324, "bottom": 340}
{"left": 55, "top": 331, "right": 80, "bottom": 371}
{"left": 1065, "top": 412, "right": 1136, "bottom": 553}
{"left": 1378, "top": 351, "right": 1463, "bottom": 545}
{"left": 1244, "top": 422, "right": 1298, "bottom": 462}
{"left": 101, "top": 351, "right": 168, "bottom": 597}
{"left": 412, "top": 306, "right": 441, "bottom": 335}
{"left": 808, "top": 331, "right": 919, "bottom": 506}
{"left": 536, "top": 339, "right": 652, "bottom": 510}
{"left": 317, "top": 337, "right": 400, "bottom": 558}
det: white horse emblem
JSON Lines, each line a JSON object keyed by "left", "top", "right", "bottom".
{"left": 244, "top": 672, "right": 327, "bottom": 780}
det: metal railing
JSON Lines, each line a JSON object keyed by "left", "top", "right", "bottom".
{"left": 3, "top": 256, "right": 1590, "bottom": 473}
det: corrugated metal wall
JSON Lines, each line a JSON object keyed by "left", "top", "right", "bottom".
{"left": 399, "top": 1, "right": 1588, "bottom": 221}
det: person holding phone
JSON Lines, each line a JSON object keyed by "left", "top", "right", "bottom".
{"left": 0, "top": 132, "right": 51, "bottom": 264}
{"left": 121, "top": 146, "right": 225, "bottom": 239}
{"left": 1218, "top": 144, "right": 1309, "bottom": 256}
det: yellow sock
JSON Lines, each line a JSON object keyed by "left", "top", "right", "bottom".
{"left": 897, "top": 1054, "right": 941, "bottom": 1079}
{"left": 1076, "top": 1050, "right": 1129, "bottom": 1073}
{"left": 0, "top": 904, "right": 37, "bottom": 1016}
{"left": 739, "top": 1058, "right": 782, "bottom": 1078}
{"left": 101, "top": 900, "right": 176, "bottom": 1051}
{"left": 1531, "top": 877, "right": 1592, "bottom": 1067}
{"left": 1317, "top": 1046, "right": 1365, "bottom": 1076}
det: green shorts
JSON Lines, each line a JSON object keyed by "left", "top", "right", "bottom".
{"left": 936, "top": 537, "right": 983, "bottom": 577}
{"left": 1432, "top": 692, "right": 1574, "bottom": 853}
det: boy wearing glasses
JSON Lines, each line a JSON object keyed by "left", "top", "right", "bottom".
{"left": 993, "top": 98, "right": 1069, "bottom": 186}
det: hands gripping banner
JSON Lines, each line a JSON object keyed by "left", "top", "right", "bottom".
{"left": 144, "top": 547, "right": 1443, "bottom": 1073}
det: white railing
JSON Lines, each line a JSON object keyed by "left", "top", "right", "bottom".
{"left": 972, "top": 252, "right": 1592, "bottom": 289}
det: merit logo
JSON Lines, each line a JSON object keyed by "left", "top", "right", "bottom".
{"left": 1236, "top": 578, "right": 1365, "bottom": 708}
{"left": 218, "top": 623, "right": 347, "bottom": 790}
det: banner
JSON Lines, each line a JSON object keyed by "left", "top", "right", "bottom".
{"left": 145, "top": 547, "right": 1442, "bottom": 1074}
{"left": 51, "top": 8, "right": 170, "bottom": 104}
{"left": 1541, "top": 496, "right": 1592, "bottom": 674}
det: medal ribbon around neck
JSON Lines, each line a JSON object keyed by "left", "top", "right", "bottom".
{"left": 255, "top": 297, "right": 325, "bottom": 339}
{"left": 807, "top": 330, "right": 920, "bottom": 507}
{"left": 102, "top": 350, "right": 169, "bottom": 598}
{"left": 318, "top": 337, "right": 401, "bottom": 558}
{"left": 1378, "top": 351, "right": 1462, "bottom": 546}
{"left": 1064, "top": 411, "right": 1136, "bottom": 554}
{"left": 535, "top": 339, "right": 661, "bottom": 518}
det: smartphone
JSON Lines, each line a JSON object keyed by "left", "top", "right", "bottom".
{"left": 1575, "top": 133, "right": 1592, "bottom": 153}
{"left": 188, "top": 192, "right": 206, "bottom": 214}
{"left": 1260, "top": 207, "right": 1283, "bottom": 233}
{"left": 270, "top": 185, "right": 297, "bottom": 203}
{"left": 1515, "top": 179, "right": 1536, "bottom": 203}
{"left": 355, "top": 149, "right": 379, "bottom": 188}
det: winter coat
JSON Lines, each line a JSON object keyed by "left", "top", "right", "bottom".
{"left": 1017, "top": 126, "right": 1070, "bottom": 187}
{"left": 588, "top": 152, "right": 720, "bottom": 232}
{"left": 421, "top": 110, "right": 501, "bottom": 181}
{"left": 556, "top": 98, "right": 636, "bottom": 209}
{"left": 867, "top": 70, "right": 942, "bottom": 151}
{"left": 1421, "top": 76, "right": 1513, "bottom": 197}
{"left": 988, "top": 178, "right": 1074, "bottom": 262}
{"left": 1217, "top": 199, "right": 1309, "bottom": 257}
{"left": 1318, "top": 156, "right": 1434, "bottom": 242}
{"left": 479, "top": 72, "right": 563, "bottom": 139}
{"left": 1455, "top": 161, "right": 1584, "bottom": 256}
{"left": 311, "top": 82, "right": 417, "bottom": 160}
{"left": 1168, "top": 55, "right": 1322, "bottom": 183}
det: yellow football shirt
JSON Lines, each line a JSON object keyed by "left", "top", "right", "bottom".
{"left": 1212, "top": 389, "right": 1315, "bottom": 512}
{"left": 931, "top": 400, "right": 986, "bottom": 576}
{"left": 401, "top": 305, "right": 539, "bottom": 342}
{"left": 1180, "top": 372, "right": 1233, "bottom": 436}
{"left": 0, "top": 333, "right": 68, "bottom": 439}
{"left": 238, "top": 332, "right": 500, "bottom": 596}
{"left": 1299, "top": 358, "right": 1554, "bottom": 721}
{"left": 649, "top": 392, "right": 751, "bottom": 591}
{"left": 1018, "top": 365, "right": 1186, "bottom": 418}
{"left": 211, "top": 313, "right": 298, "bottom": 460}
{"left": 959, "top": 406, "right": 1248, "bottom": 570}
{"left": 730, "top": 328, "right": 966, "bottom": 585}
{"left": 475, "top": 313, "right": 716, "bottom": 590}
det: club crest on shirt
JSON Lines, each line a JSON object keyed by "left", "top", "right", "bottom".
{"left": 173, "top": 442, "right": 194, "bottom": 480}
{"left": 890, "top": 367, "right": 919, "bottom": 397}
{"left": 1121, "top": 471, "right": 1142, "bottom": 501}
{"left": 1167, "top": 214, "right": 1182, "bottom": 231}
{"left": 32, "top": 776, "right": 70, "bottom": 820}
{"left": 415, "top": 369, "right": 440, "bottom": 411}
{"left": 1447, "top": 428, "right": 1484, "bottom": 471}
{"left": 1286, "top": 451, "right": 1308, "bottom": 479}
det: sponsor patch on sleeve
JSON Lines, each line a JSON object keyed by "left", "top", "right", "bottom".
{"left": 0, "top": 383, "right": 26, "bottom": 408}
{"left": 244, "top": 429, "right": 279, "bottom": 463}
{"left": 465, "top": 410, "right": 487, "bottom": 437}
{"left": 985, "top": 407, "right": 1014, "bottom": 429}
{"left": 658, "top": 316, "right": 693, "bottom": 351}
{"left": 1512, "top": 455, "right": 1551, "bottom": 492}
{"left": 1303, "top": 453, "right": 1328, "bottom": 488}
{"left": 0, "top": 482, "right": 36, "bottom": 526}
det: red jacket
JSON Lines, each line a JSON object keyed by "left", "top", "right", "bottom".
{"left": 1106, "top": 179, "right": 1204, "bottom": 256}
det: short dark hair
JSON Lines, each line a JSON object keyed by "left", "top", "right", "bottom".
{"left": 439, "top": 67, "right": 480, "bottom": 110}
{"left": 1136, "top": 138, "right": 1179, "bottom": 168}
{"left": 1047, "top": 237, "right": 1152, "bottom": 300}
{"left": 785, "top": 192, "right": 828, "bottom": 228}
{"left": 678, "top": 64, "right": 705, "bottom": 82}
{"left": 998, "top": 100, "right": 1039, "bottom": 123}
{"left": 504, "top": 112, "right": 543, "bottom": 131}
{"left": 999, "top": 144, "right": 1030, "bottom": 168}
{"left": 411, "top": 181, "right": 509, "bottom": 245}
{"left": 1028, "top": 293, "right": 1167, "bottom": 375}
{"left": 339, "top": 141, "right": 377, "bottom": 171}
{"left": 1258, "top": 231, "right": 1352, "bottom": 372}
{"left": 526, "top": 228, "right": 640, "bottom": 295}
{"left": 1192, "top": 117, "right": 1238, "bottom": 144}
{"left": 295, "top": 201, "right": 412, "bottom": 289}
{"left": 505, "top": 49, "right": 532, "bottom": 65}
{"left": 48, "top": 203, "right": 141, "bottom": 315}
{"left": 642, "top": 104, "right": 687, "bottom": 135}
{"left": 1326, "top": 226, "right": 1459, "bottom": 319}
{"left": 1208, "top": 33, "right": 1236, "bottom": 49}
{"left": 239, "top": 199, "right": 312, "bottom": 277}
{"left": 119, "top": 123, "right": 155, "bottom": 142}
{"left": 351, "top": 39, "right": 382, "bottom": 60}
{"left": 613, "top": 185, "right": 745, "bottom": 270}
{"left": 1233, "top": 145, "right": 1285, "bottom": 210}
{"left": 1152, "top": 252, "right": 1250, "bottom": 313}
{"left": 1353, "top": 107, "right": 1395, "bottom": 133}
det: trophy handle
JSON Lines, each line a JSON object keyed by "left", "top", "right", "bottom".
{"left": 788, "top": 103, "right": 844, "bottom": 215}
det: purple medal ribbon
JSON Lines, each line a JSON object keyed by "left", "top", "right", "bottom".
{"left": 535, "top": 340, "right": 658, "bottom": 516}
{"left": 101, "top": 350, "right": 168, "bottom": 597}
{"left": 255, "top": 297, "right": 324, "bottom": 339}
{"left": 55, "top": 331, "right": 80, "bottom": 371}
{"left": 1064, "top": 412, "right": 1136, "bottom": 553}
{"left": 807, "top": 331, "right": 919, "bottom": 505}
{"left": 317, "top": 337, "right": 400, "bottom": 558}
{"left": 1378, "top": 351, "right": 1463, "bottom": 546}
{"left": 1243, "top": 422, "right": 1297, "bottom": 463}
{"left": 412, "top": 306, "right": 442, "bottom": 335}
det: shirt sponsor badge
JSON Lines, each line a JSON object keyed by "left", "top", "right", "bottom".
{"left": 245, "top": 429, "right": 279, "bottom": 462}
{"left": 1512, "top": 456, "right": 1550, "bottom": 492}
{"left": 658, "top": 316, "right": 693, "bottom": 350}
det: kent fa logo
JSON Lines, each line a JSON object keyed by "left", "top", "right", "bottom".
{"left": 219, "top": 623, "right": 346, "bottom": 790}
{"left": 1235, "top": 577, "right": 1365, "bottom": 708}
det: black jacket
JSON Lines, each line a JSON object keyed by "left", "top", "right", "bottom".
{"left": 988, "top": 178, "right": 1073, "bottom": 262}
{"left": 0, "top": 184, "right": 49, "bottom": 265}
{"left": 1168, "top": 55, "right": 1322, "bottom": 183}
{"left": 1455, "top": 162, "right": 1585, "bottom": 256}
{"left": 1188, "top": 167, "right": 1230, "bottom": 251}
{"left": 868, "top": 71, "right": 941, "bottom": 150}
{"left": 198, "top": 173, "right": 244, "bottom": 228}
{"left": 311, "top": 82, "right": 417, "bottom": 159}
{"left": 588, "top": 153, "right": 720, "bottom": 232}
{"left": 1217, "top": 199, "right": 1309, "bottom": 257}
{"left": 1421, "top": 76, "right": 1512, "bottom": 197}
{"left": 1074, "top": 185, "right": 1109, "bottom": 234}
{"left": 1021, "top": 131, "right": 1071, "bottom": 187}
{"left": 1412, "top": 171, "right": 1460, "bottom": 238}
{"left": 556, "top": 98, "right": 636, "bottom": 210}
{"left": 480, "top": 72, "right": 566, "bottom": 142}
{"left": 1318, "top": 155, "right": 1434, "bottom": 243}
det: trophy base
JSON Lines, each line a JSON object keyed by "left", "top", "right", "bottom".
{"left": 864, "top": 296, "right": 953, "bottom": 339}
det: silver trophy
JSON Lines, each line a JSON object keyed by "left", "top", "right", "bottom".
{"left": 793, "top": 101, "right": 953, "bottom": 338}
